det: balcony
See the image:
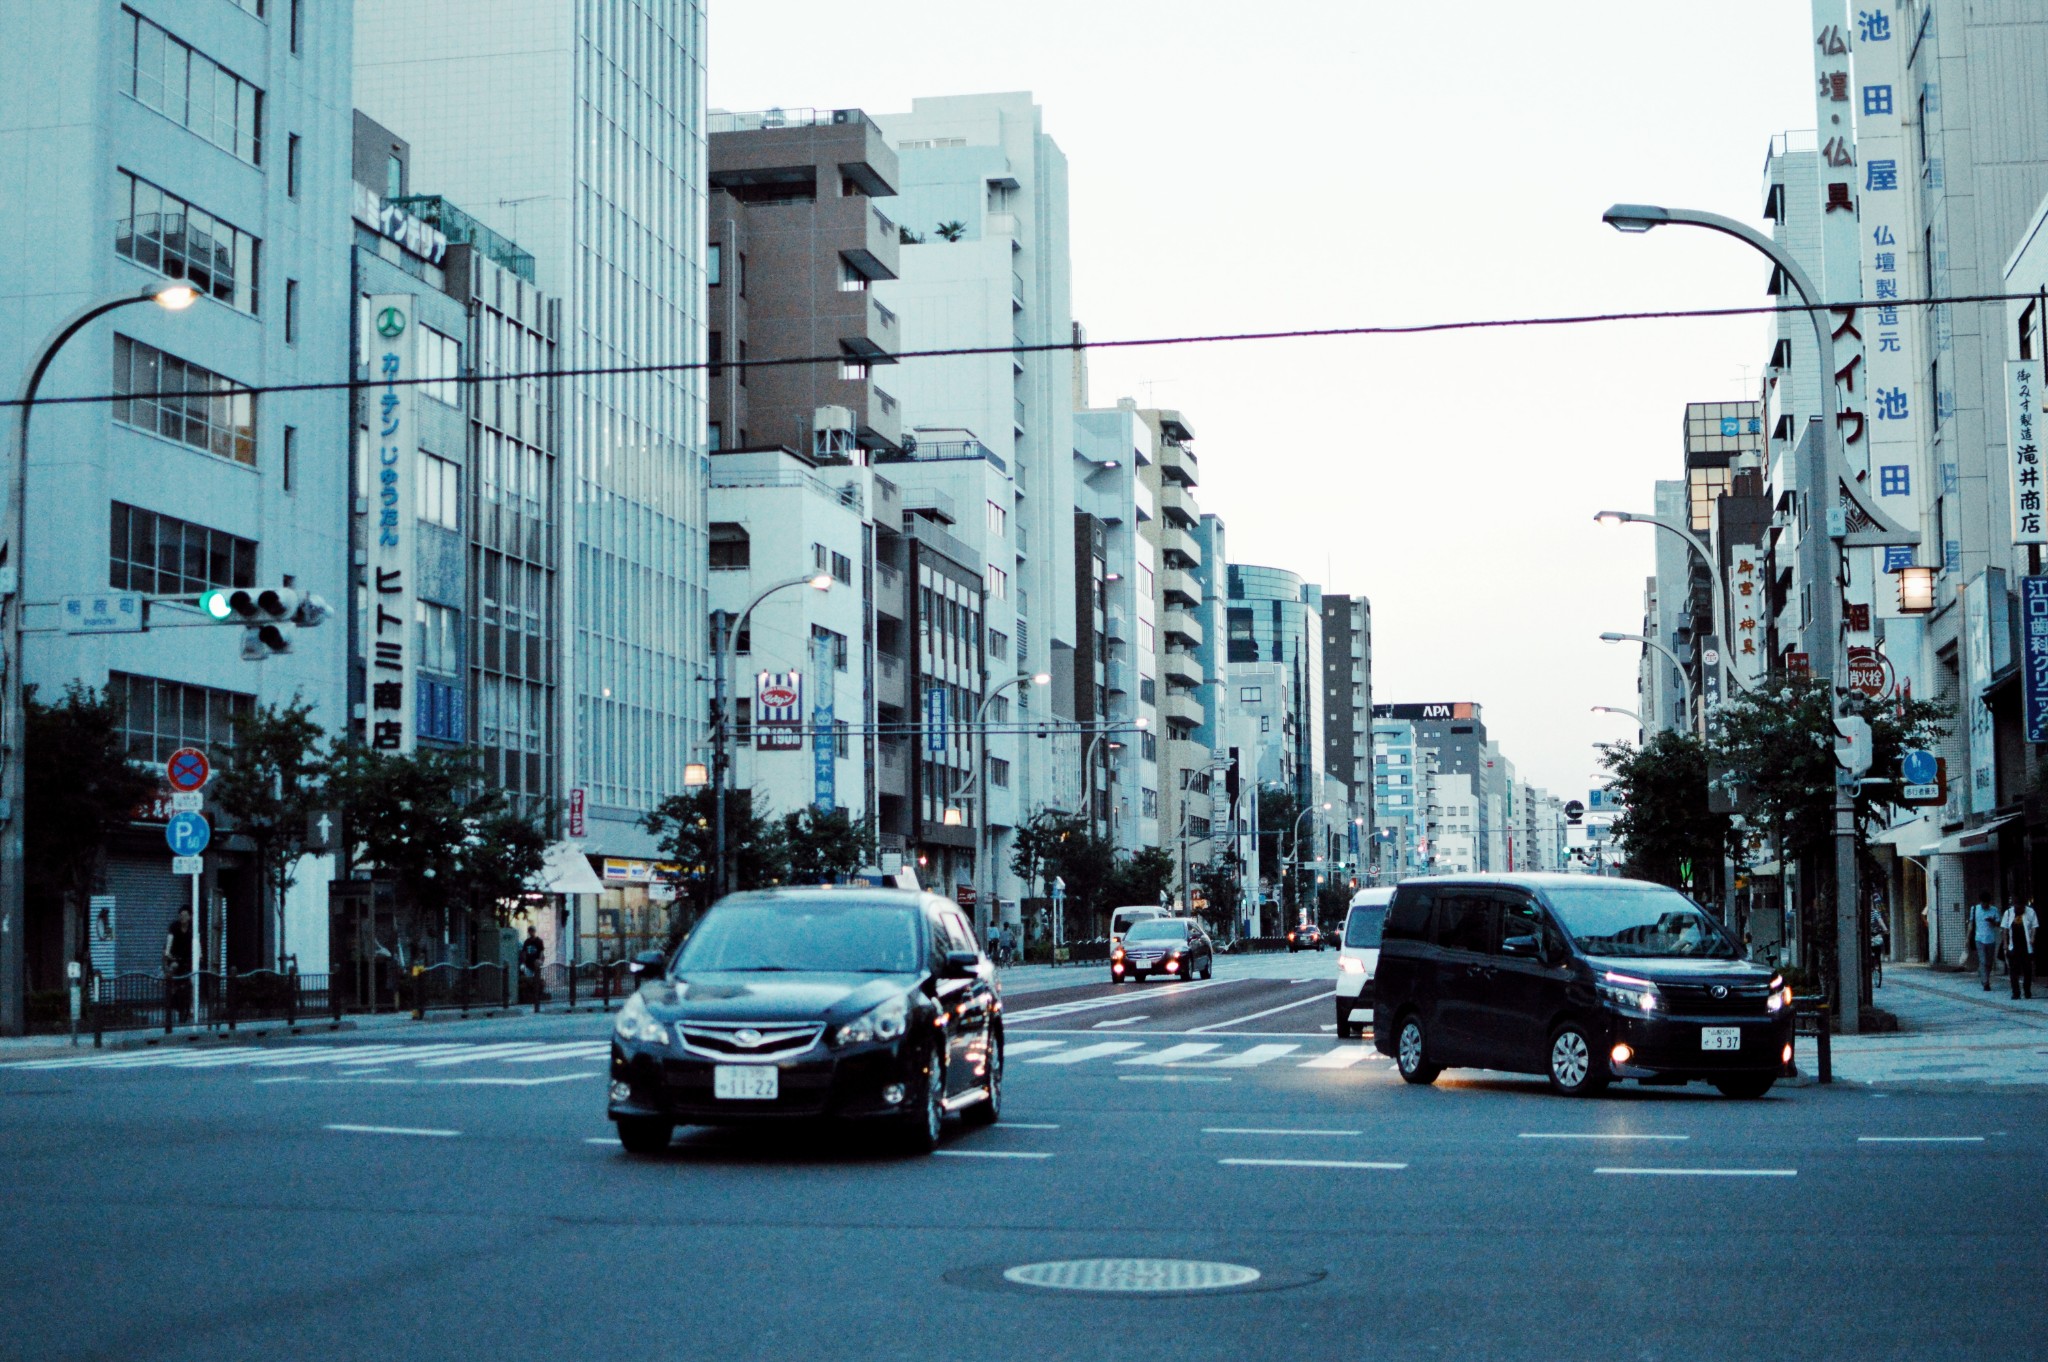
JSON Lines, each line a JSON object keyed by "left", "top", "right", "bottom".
{"left": 1163, "top": 606, "right": 1203, "bottom": 650}
{"left": 903, "top": 485, "right": 956, "bottom": 526}
{"left": 1161, "top": 688, "right": 1203, "bottom": 731}
{"left": 1104, "top": 612, "right": 1129, "bottom": 645}
{"left": 1161, "top": 567, "right": 1200, "bottom": 607}
{"left": 1160, "top": 522, "right": 1202, "bottom": 570}
{"left": 875, "top": 649, "right": 908, "bottom": 708}
{"left": 877, "top": 739, "right": 910, "bottom": 791}
{"left": 1156, "top": 481, "right": 1199, "bottom": 527}
{"left": 1158, "top": 440, "right": 1198, "bottom": 488}
{"left": 1161, "top": 645, "right": 1201, "bottom": 686}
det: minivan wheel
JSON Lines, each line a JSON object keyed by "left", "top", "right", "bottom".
{"left": 1395, "top": 1014, "right": 1439, "bottom": 1085}
{"left": 1712, "top": 1073, "right": 1776, "bottom": 1100}
{"left": 1547, "top": 1023, "right": 1610, "bottom": 1097}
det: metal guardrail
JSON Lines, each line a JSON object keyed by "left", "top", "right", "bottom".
{"left": 50, "top": 969, "right": 343, "bottom": 1043}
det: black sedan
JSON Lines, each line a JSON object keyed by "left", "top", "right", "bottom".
{"left": 1111, "top": 916, "right": 1215, "bottom": 983}
{"left": 1287, "top": 923, "right": 1325, "bottom": 952}
{"left": 607, "top": 888, "right": 1003, "bottom": 1155}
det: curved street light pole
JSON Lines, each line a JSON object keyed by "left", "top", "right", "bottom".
{"left": 712, "top": 573, "right": 832, "bottom": 899}
{"left": 3, "top": 282, "right": 199, "bottom": 1036}
{"left": 1600, "top": 632, "right": 1695, "bottom": 727}
{"left": 1603, "top": 203, "right": 1924, "bottom": 1034}
{"left": 949, "top": 671, "right": 1048, "bottom": 945}
{"left": 1591, "top": 704, "right": 1645, "bottom": 725}
{"left": 1595, "top": 508, "right": 1751, "bottom": 696}
{"left": 1287, "top": 800, "right": 1330, "bottom": 922}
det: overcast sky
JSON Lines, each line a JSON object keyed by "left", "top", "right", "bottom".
{"left": 710, "top": 0, "right": 1815, "bottom": 799}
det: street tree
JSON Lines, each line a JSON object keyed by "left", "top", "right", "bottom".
{"left": 1595, "top": 729, "right": 1740, "bottom": 899}
{"left": 23, "top": 683, "right": 156, "bottom": 981}
{"left": 1010, "top": 810, "right": 1115, "bottom": 933}
{"left": 782, "top": 806, "right": 872, "bottom": 885}
{"left": 1191, "top": 858, "right": 1243, "bottom": 938}
{"left": 644, "top": 788, "right": 787, "bottom": 935}
{"left": 1008, "top": 809, "right": 1085, "bottom": 898}
{"left": 1256, "top": 786, "right": 1302, "bottom": 910}
{"left": 452, "top": 806, "right": 550, "bottom": 949}
{"left": 1107, "top": 846, "right": 1175, "bottom": 912}
{"left": 213, "top": 698, "right": 327, "bottom": 970}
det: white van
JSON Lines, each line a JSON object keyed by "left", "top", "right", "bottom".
{"left": 1335, "top": 888, "right": 1393, "bottom": 1037}
{"left": 1107, "top": 905, "right": 1168, "bottom": 969}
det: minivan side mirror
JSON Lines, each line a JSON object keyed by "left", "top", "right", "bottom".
{"left": 1500, "top": 933, "right": 1538, "bottom": 959}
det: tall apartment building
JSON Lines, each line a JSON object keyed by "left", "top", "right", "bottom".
{"left": 1135, "top": 409, "right": 1217, "bottom": 876}
{"left": 874, "top": 93, "right": 1081, "bottom": 867}
{"left": 355, "top": 0, "right": 711, "bottom": 863}
{"left": 1320, "top": 593, "right": 1373, "bottom": 868}
{"left": 1373, "top": 702, "right": 1491, "bottom": 873}
{"left": 0, "top": 0, "right": 355, "bottom": 1002}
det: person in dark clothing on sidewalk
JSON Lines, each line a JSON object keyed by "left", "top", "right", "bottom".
{"left": 2003, "top": 900, "right": 2038, "bottom": 1001}
{"left": 519, "top": 926, "right": 546, "bottom": 1001}
{"left": 162, "top": 907, "right": 194, "bottom": 1020}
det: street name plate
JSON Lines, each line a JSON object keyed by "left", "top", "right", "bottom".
{"left": 170, "top": 792, "right": 203, "bottom": 813}
{"left": 171, "top": 855, "right": 203, "bottom": 875}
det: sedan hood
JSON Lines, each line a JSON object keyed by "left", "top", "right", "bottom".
{"left": 1584, "top": 957, "right": 1774, "bottom": 986}
{"left": 643, "top": 972, "right": 919, "bottom": 1023}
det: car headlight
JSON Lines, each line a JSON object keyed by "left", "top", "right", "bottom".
{"left": 1339, "top": 956, "right": 1366, "bottom": 974}
{"left": 834, "top": 994, "right": 911, "bottom": 1047}
{"left": 1767, "top": 978, "right": 1794, "bottom": 1013}
{"left": 1111, "top": 947, "right": 1125, "bottom": 962}
{"left": 614, "top": 991, "right": 671, "bottom": 1046}
{"left": 1596, "top": 972, "right": 1660, "bottom": 1014}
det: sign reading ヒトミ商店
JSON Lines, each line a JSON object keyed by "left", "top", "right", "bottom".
{"left": 367, "top": 295, "right": 418, "bottom": 754}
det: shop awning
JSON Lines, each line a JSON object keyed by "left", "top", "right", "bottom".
{"left": 1924, "top": 814, "right": 2020, "bottom": 858}
{"left": 1870, "top": 819, "right": 1940, "bottom": 857}
{"left": 533, "top": 842, "right": 605, "bottom": 895}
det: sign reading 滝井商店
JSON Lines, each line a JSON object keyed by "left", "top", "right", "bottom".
{"left": 367, "top": 295, "right": 418, "bottom": 755}
{"left": 2008, "top": 360, "right": 2046, "bottom": 546}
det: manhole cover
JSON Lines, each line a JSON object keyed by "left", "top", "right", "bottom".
{"left": 1001, "top": 1259, "right": 1261, "bottom": 1293}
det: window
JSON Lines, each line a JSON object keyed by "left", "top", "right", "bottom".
{"left": 838, "top": 258, "right": 868, "bottom": 292}
{"left": 709, "top": 522, "right": 749, "bottom": 569}
{"left": 416, "top": 600, "right": 460, "bottom": 675}
{"left": 708, "top": 421, "right": 722, "bottom": 452}
{"left": 992, "top": 696, "right": 1009, "bottom": 722}
{"left": 106, "top": 671, "right": 252, "bottom": 765}
{"left": 988, "top": 629, "right": 1009, "bottom": 659}
{"left": 840, "top": 360, "right": 869, "bottom": 382}
{"left": 417, "top": 451, "right": 459, "bottom": 530}
{"left": 284, "top": 279, "right": 298, "bottom": 343}
{"left": 709, "top": 331, "right": 723, "bottom": 377}
{"left": 418, "top": 325, "right": 460, "bottom": 406}
{"left": 115, "top": 170, "right": 259, "bottom": 313}
{"left": 109, "top": 502, "right": 254, "bottom": 595}
{"left": 1140, "top": 620, "right": 1155, "bottom": 653}
{"left": 1240, "top": 685, "right": 1263, "bottom": 702}
{"left": 113, "top": 335, "right": 254, "bottom": 464}
{"left": 121, "top": 10, "right": 263, "bottom": 164}
{"left": 989, "top": 757, "right": 1010, "bottom": 788}
{"left": 1140, "top": 730, "right": 1157, "bottom": 761}
{"left": 1436, "top": 895, "right": 1494, "bottom": 953}
{"left": 282, "top": 425, "right": 295, "bottom": 493}
{"left": 288, "top": 0, "right": 302, "bottom": 52}
{"left": 1138, "top": 562, "right": 1154, "bottom": 597}
{"left": 1142, "top": 789, "right": 1160, "bottom": 818}
{"left": 1140, "top": 677, "right": 1156, "bottom": 705}
{"left": 811, "top": 625, "right": 849, "bottom": 672}
{"left": 708, "top": 243, "right": 721, "bottom": 286}
{"left": 987, "top": 500, "right": 1006, "bottom": 536}
{"left": 1260, "top": 715, "right": 1271, "bottom": 733}
{"left": 831, "top": 551, "right": 852, "bottom": 584}
{"left": 986, "top": 565, "right": 1008, "bottom": 600}
{"left": 812, "top": 542, "right": 829, "bottom": 572}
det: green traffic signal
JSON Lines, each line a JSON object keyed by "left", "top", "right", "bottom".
{"left": 199, "top": 589, "right": 233, "bottom": 620}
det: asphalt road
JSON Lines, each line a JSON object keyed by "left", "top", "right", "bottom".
{"left": 4, "top": 954, "right": 2045, "bottom": 1362}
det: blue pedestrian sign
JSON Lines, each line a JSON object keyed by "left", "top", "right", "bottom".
{"left": 165, "top": 811, "right": 211, "bottom": 856}
{"left": 1901, "top": 748, "right": 1938, "bottom": 786}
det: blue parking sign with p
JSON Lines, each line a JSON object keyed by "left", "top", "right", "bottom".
{"left": 165, "top": 811, "right": 211, "bottom": 856}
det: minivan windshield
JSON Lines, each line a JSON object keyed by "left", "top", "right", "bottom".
{"left": 1544, "top": 884, "right": 1738, "bottom": 960}
{"left": 675, "top": 902, "right": 923, "bottom": 974}
{"left": 1125, "top": 919, "right": 1189, "bottom": 942}
{"left": 1344, "top": 904, "right": 1386, "bottom": 949}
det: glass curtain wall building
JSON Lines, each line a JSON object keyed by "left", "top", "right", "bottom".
{"left": 355, "top": 0, "right": 710, "bottom": 860}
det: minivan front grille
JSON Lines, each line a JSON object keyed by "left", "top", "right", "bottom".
{"left": 1656, "top": 983, "right": 1773, "bottom": 1017}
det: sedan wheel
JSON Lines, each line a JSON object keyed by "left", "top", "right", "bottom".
{"left": 1547, "top": 1023, "right": 1610, "bottom": 1097}
{"left": 901, "top": 1054, "right": 946, "bottom": 1154}
{"left": 615, "top": 1117, "right": 673, "bottom": 1155}
{"left": 962, "top": 1036, "right": 1003, "bottom": 1127}
{"left": 1395, "top": 1014, "right": 1440, "bottom": 1085}
{"left": 1712, "top": 1073, "right": 1776, "bottom": 1100}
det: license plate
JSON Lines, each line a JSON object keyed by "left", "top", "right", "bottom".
{"left": 713, "top": 1065, "right": 779, "bottom": 1100}
{"left": 1701, "top": 1027, "right": 1741, "bottom": 1052}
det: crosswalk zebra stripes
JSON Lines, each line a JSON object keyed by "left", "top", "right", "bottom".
{"left": 3, "top": 1040, "right": 611, "bottom": 1073}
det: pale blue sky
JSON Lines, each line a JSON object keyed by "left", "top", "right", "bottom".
{"left": 710, "top": 0, "right": 1816, "bottom": 796}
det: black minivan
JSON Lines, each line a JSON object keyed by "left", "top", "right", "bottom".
{"left": 1371, "top": 874, "right": 1795, "bottom": 1098}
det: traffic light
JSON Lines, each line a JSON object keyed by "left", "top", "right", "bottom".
{"left": 1834, "top": 714, "right": 1873, "bottom": 779}
{"left": 200, "top": 586, "right": 331, "bottom": 659}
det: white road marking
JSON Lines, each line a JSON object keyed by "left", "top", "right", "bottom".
{"left": 1119, "top": 1074, "right": 1232, "bottom": 1084}
{"left": 1221, "top": 1157, "right": 1405, "bottom": 1171}
{"left": 440, "top": 1073, "right": 590, "bottom": 1086}
{"left": 324, "top": 1123, "right": 460, "bottom": 1138}
{"left": 502, "top": 1043, "right": 611, "bottom": 1063}
{"left": 414, "top": 1043, "right": 564, "bottom": 1067}
{"left": 251, "top": 1076, "right": 310, "bottom": 1085}
{"left": 1520, "top": 1133, "right": 1691, "bottom": 1142}
{"left": 1091, "top": 1016, "right": 1149, "bottom": 1029}
{"left": 1856, "top": 1135, "right": 1986, "bottom": 1143}
{"left": 1595, "top": 1167, "right": 1796, "bottom": 1177}
{"left": 996, "top": 1122, "right": 1061, "bottom": 1130}
{"left": 1298, "top": 1048, "right": 1373, "bottom": 1070}
{"left": 1195, "top": 1043, "right": 1301, "bottom": 1068}
{"left": 1001, "top": 1039, "right": 1067, "bottom": 1057}
{"left": 934, "top": 1149, "right": 1054, "bottom": 1160}
{"left": 585, "top": 1137, "right": 618, "bottom": 1145}
{"left": 1003, "top": 979, "right": 1233, "bottom": 1024}
{"left": 1319, "top": 1024, "right": 1338, "bottom": 1032}
{"left": 1119, "top": 1043, "right": 1221, "bottom": 1066}
{"left": 1025, "top": 1041, "right": 1144, "bottom": 1065}
{"left": 1204, "top": 1127, "right": 1360, "bottom": 1137}
{"left": 1188, "top": 991, "right": 1336, "bottom": 1033}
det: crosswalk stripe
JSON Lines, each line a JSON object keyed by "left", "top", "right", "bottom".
{"left": 1197, "top": 1043, "right": 1301, "bottom": 1068}
{"left": 1025, "top": 1041, "right": 1144, "bottom": 1065}
{"left": 502, "top": 1043, "right": 611, "bottom": 1063}
{"left": 414, "top": 1043, "right": 563, "bottom": 1067}
{"left": 1001, "top": 1039, "right": 1067, "bottom": 1057}
{"left": 1119, "top": 1043, "right": 1221, "bottom": 1066}
{"left": 1298, "top": 1048, "right": 1373, "bottom": 1070}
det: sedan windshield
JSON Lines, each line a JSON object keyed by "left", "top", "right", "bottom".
{"left": 675, "top": 903, "right": 923, "bottom": 974}
{"left": 1545, "top": 884, "right": 1738, "bottom": 960}
{"left": 1125, "top": 920, "right": 1189, "bottom": 942}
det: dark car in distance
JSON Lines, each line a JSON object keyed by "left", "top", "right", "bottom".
{"left": 607, "top": 888, "right": 1002, "bottom": 1155}
{"left": 1111, "top": 916, "right": 1215, "bottom": 983}
{"left": 1372, "top": 874, "right": 1795, "bottom": 1098}
{"left": 1287, "top": 922, "right": 1325, "bottom": 952}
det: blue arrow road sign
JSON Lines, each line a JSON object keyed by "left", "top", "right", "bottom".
{"left": 1901, "top": 748, "right": 1938, "bottom": 786}
{"left": 165, "top": 811, "right": 211, "bottom": 856}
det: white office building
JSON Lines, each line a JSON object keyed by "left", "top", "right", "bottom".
{"left": 355, "top": 0, "right": 711, "bottom": 860}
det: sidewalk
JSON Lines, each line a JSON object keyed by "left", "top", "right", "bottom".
{"left": 1832, "top": 962, "right": 2048, "bottom": 1086}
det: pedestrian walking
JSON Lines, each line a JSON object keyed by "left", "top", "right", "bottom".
{"left": 519, "top": 926, "right": 545, "bottom": 1000}
{"left": 2002, "top": 900, "right": 2038, "bottom": 1001}
{"left": 1973, "top": 900, "right": 2003, "bottom": 990}
{"left": 162, "top": 907, "right": 194, "bottom": 1020}
{"left": 999, "top": 922, "right": 1017, "bottom": 967}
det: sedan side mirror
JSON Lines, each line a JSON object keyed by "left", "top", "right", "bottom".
{"left": 628, "top": 949, "right": 667, "bottom": 976}
{"left": 942, "top": 950, "right": 979, "bottom": 979}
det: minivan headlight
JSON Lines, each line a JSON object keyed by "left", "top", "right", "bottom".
{"left": 614, "top": 991, "right": 671, "bottom": 1046}
{"left": 1596, "top": 973, "right": 1661, "bottom": 1014}
{"left": 1767, "top": 984, "right": 1794, "bottom": 1013}
{"left": 834, "top": 994, "right": 911, "bottom": 1047}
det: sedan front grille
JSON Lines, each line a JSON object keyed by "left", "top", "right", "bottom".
{"left": 677, "top": 1020, "right": 826, "bottom": 1061}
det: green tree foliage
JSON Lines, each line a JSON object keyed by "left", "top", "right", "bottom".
{"left": 1191, "top": 858, "right": 1243, "bottom": 938}
{"left": 1255, "top": 785, "right": 1301, "bottom": 907}
{"left": 1010, "top": 810, "right": 1117, "bottom": 932}
{"left": 1106, "top": 846, "right": 1175, "bottom": 913}
{"left": 782, "top": 806, "right": 872, "bottom": 885}
{"left": 213, "top": 698, "right": 327, "bottom": 969}
{"left": 934, "top": 219, "right": 967, "bottom": 241}
{"left": 23, "top": 683, "right": 156, "bottom": 975}
{"left": 643, "top": 788, "right": 787, "bottom": 931}
{"left": 1596, "top": 729, "right": 1740, "bottom": 898}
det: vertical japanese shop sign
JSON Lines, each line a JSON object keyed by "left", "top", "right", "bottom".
{"left": 1730, "top": 550, "right": 1767, "bottom": 686}
{"left": 2008, "top": 360, "right": 2046, "bottom": 545}
{"left": 367, "top": 295, "right": 417, "bottom": 754}
{"left": 755, "top": 671, "right": 804, "bottom": 751}
{"left": 811, "top": 633, "right": 837, "bottom": 814}
{"left": 1852, "top": 1, "right": 1926, "bottom": 616}
{"left": 1964, "top": 573, "right": 1997, "bottom": 815}
{"left": 2021, "top": 577, "right": 2048, "bottom": 743}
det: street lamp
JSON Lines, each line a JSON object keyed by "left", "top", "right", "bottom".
{"left": 1599, "top": 632, "right": 1695, "bottom": 722}
{"left": 1591, "top": 704, "right": 1644, "bottom": 724}
{"left": 2, "top": 280, "right": 200, "bottom": 1035}
{"left": 1287, "top": 801, "right": 1332, "bottom": 922}
{"left": 1594, "top": 509, "right": 1752, "bottom": 696}
{"left": 948, "top": 672, "right": 1050, "bottom": 943}
{"left": 710, "top": 572, "right": 833, "bottom": 899}
{"left": 1081, "top": 716, "right": 1147, "bottom": 840}
{"left": 1603, "top": 202, "right": 1922, "bottom": 1035}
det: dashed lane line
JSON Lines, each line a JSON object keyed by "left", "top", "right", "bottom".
{"left": 1595, "top": 1167, "right": 1796, "bottom": 1177}
{"left": 324, "top": 1123, "right": 460, "bottom": 1138}
{"left": 1855, "top": 1135, "right": 1987, "bottom": 1143}
{"left": 1221, "top": 1157, "right": 1405, "bottom": 1171}
{"left": 935, "top": 1150, "right": 1054, "bottom": 1160}
{"left": 1203, "top": 1127, "right": 1361, "bottom": 1137}
{"left": 1519, "top": 1133, "right": 1691, "bottom": 1142}
{"left": 1091, "top": 1016, "right": 1148, "bottom": 1029}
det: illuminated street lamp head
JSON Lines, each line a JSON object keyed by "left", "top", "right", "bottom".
{"left": 1593, "top": 510, "right": 1634, "bottom": 525}
{"left": 1602, "top": 203, "right": 1672, "bottom": 234}
{"left": 806, "top": 573, "right": 834, "bottom": 591}
{"left": 942, "top": 807, "right": 965, "bottom": 827}
{"left": 151, "top": 282, "right": 201, "bottom": 310}
{"left": 1030, "top": 672, "right": 1052, "bottom": 687}
{"left": 683, "top": 762, "right": 709, "bottom": 788}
